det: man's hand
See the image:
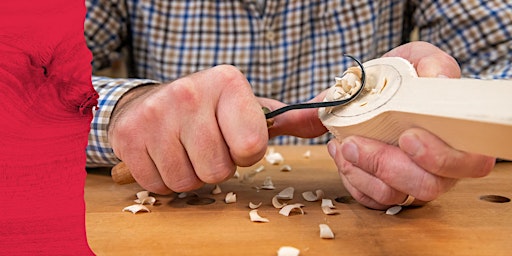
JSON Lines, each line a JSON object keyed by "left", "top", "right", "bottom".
{"left": 108, "top": 65, "right": 269, "bottom": 194}
{"left": 327, "top": 42, "right": 496, "bottom": 209}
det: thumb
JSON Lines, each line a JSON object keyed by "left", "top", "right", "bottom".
{"left": 383, "top": 41, "right": 461, "bottom": 78}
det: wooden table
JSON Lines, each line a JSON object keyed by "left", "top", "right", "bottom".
{"left": 85, "top": 146, "right": 512, "bottom": 255}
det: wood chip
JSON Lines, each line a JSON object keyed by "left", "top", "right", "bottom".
{"left": 249, "top": 202, "right": 262, "bottom": 209}
{"left": 385, "top": 205, "right": 402, "bottom": 215}
{"left": 280, "top": 165, "right": 292, "bottom": 172}
{"left": 265, "top": 147, "right": 284, "bottom": 165}
{"left": 122, "top": 204, "right": 150, "bottom": 214}
{"left": 276, "top": 187, "right": 294, "bottom": 200}
{"left": 301, "top": 189, "right": 325, "bottom": 202}
{"left": 303, "top": 150, "right": 311, "bottom": 159}
{"left": 277, "top": 246, "right": 300, "bottom": 256}
{"left": 261, "top": 176, "right": 275, "bottom": 190}
{"left": 211, "top": 184, "right": 222, "bottom": 195}
{"left": 225, "top": 192, "right": 237, "bottom": 204}
{"left": 319, "top": 224, "right": 335, "bottom": 239}
{"left": 272, "top": 195, "right": 287, "bottom": 209}
{"left": 249, "top": 209, "right": 269, "bottom": 223}
{"left": 278, "top": 203, "right": 304, "bottom": 216}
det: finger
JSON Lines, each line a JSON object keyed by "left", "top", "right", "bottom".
{"left": 259, "top": 91, "right": 328, "bottom": 139}
{"left": 339, "top": 174, "right": 388, "bottom": 210}
{"left": 398, "top": 128, "right": 496, "bottom": 179}
{"left": 332, "top": 137, "right": 458, "bottom": 202}
{"left": 213, "top": 66, "right": 269, "bottom": 166}
{"left": 167, "top": 72, "right": 237, "bottom": 186}
{"left": 383, "top": 41, "right": 461, "bottom": 78}
{"left": 328, "top": 139, "right": 414, "bottom": 208}
{"left": 110, "top": 120, "right": 173, "bottom": 194}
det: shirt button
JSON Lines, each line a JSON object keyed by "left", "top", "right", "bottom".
{"left": 265, "top": 31, "right": 275, "bottom": 41}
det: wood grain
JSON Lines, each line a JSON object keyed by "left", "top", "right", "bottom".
{"left": 85, "top": 146, "right": 512, "bottom": 256}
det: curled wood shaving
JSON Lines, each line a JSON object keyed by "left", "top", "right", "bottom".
{"left": 277, "top": 246, "right": 300, "bottom": 256}
{"left": 134, "top": 190, "right": 156, "bottom": 205}
{"left": 122, "top": 204, "right": 150, "bottom": 214}
{"left": 136, "top": 191, "right": 149, "bottom": 199}
{"left": 301, "top": 189, "right": 325, "bottom": 202}
{"left": 303, "top": 150, "right": 311, "bottom": 159}
{"left": 280, "top": 165, "right": 292, "bottom": 172}
{"left": 385, "top": 205, "right": 402, "bottom": 215}
{"left": 319, "top": 224, "right": 335, "bottom": 239}
{"left": 278, "top": 203, "right": 304, "bottom": 216}
{"left": 239, "top": 165, "right": 265, "bottom": 184}
{"left": 321, "top": 198, "right": 338, "bottom": 215}
{"left": 225, "top": 192, "right": 237, "bottom": 204}
{"left": 249, "top": 209, "right": 269, "bottom": 223}
{"left": 272, "top": 195, "right": 287, "bottom": 209}
{"left": 135, "top": 196, "right": 156, "bottom": 205}
{"left": 265, "top": 147, "right": 284, "bottom": 165}
{"left": 249, "top": 202, "right": 262, "bottom": 209}
{"left": 321, "top": 206, "right": 338, "bottom": 215}
{"left": 261, "top": 176, "right": 275, "bottom": 190}
{"left": 321, "top": 198, "right": 335, "bottom": 208}
{"left": 211, "top": 184, "right": 222, "bottom": 195}
{"left": 277, "top": 187, "right": 294, "bottom": 200}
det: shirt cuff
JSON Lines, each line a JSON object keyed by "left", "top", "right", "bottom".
{"left": 86, "top": 76, "right": 159, "bottom": 167}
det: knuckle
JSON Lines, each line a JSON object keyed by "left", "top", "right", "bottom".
{"left": 199, "top": 164, "right": 235, "bottom": 184}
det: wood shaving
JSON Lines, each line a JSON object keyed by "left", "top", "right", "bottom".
{"left": 135, "top": 196, "right": 156, "bottom": 205}
{"left": 225, "top": 192, "right": 237, "bottom": 204}
{"left": 122, "top": 204, "right": 150, "bottom": 214}
{"left": 385, "top": 205, "right": 402, "bottom": 215}
{"left": 303, "top": 150, "right": 311, "bottom": 159}
{"left": 280, "top": 165, "right": 292, "bottom": 172}
{"left": 133, "top": 190, "right": 156, "bottom": 205}
{"left": 277, "top": 246, "right": 300, "bottom": 256}
{"left": 265, "top": 147, "right": 284, "bottom": 165}
{"left": 319, "top": 224, "right": 335, "bottom": 239}
{"left": 272, "top": 195, "right": 287, "bottom": 209}
{"left": 249, "top": 202, "right": 262, "bottom": 209}
{"left": 321, "top": 206, "right": 338, "bottom": 215}
{"left": 321, "top": 198, "right": 338, "bottom": 215}
{"left": 249, "top": 209, "right": 269, "bottom": 223}
{"left": 261, "top": 176, "right": 275, "bottom": 190}
{"left": 279, "top": 203, "right": 304, "bottom": 216}
{"left": 321, "top": 198, "right": 335, "bottom": 208}
{"left": 301, "top": 189, "right": 325, "bottom": 202}
{"left": 276, "top": 187, "right": 294, "bottom": 200}
{"left": 136, "top": 191, "right": 149, "bottom": 199}
{"left": 239, "top": 165, "right": 265, "bottom": 184}
{"left": 211, "top": 184, "right": 222, "bottom": 195}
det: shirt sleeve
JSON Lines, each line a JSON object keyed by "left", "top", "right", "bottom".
{"left": 414, "top": 0, "right": 512, "bottom": 79}
{"left": 85, "top": 0, "right": 128, "bottom": 72}
{"left": 86, "top": 76, "right": 159, "bottom": 167}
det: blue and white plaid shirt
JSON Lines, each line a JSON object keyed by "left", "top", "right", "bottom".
{"left": 85, "top": 0, "right": 512, "bottom": 166}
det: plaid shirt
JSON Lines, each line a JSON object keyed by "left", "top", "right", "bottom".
{"left": 85, "top": 0, "right": 512, "bottom": 166}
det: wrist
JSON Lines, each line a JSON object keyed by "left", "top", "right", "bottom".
{"left": 108, "top": 83, "right": 159, "bottom": 133}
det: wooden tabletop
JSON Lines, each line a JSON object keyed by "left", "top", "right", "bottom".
{"left": 85, "top": 146, "right": 512, "bottom": 256}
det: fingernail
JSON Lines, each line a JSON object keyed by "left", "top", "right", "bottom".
{"left": 341, "top": 140, "right": 359, "bottom": 164}
{"left": 437, "top": 74, "right": 449, "bottom": 78}
{"left": 400, "top": 133, "right": 423, "bottom": 156}
{"left": 327, "top": 140, "right": 337, "bottom": 158}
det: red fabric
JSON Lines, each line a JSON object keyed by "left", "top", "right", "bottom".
{"left": 0, "top": 1, "right": 98, "bottom": 254}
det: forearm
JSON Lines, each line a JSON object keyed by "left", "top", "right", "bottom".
{"left": 86, "top": 76, "right": 159, "bottom": 167}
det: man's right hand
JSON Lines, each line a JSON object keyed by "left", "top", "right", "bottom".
{"left": 108, "top": 65, "right": 269, "bottom": 194}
